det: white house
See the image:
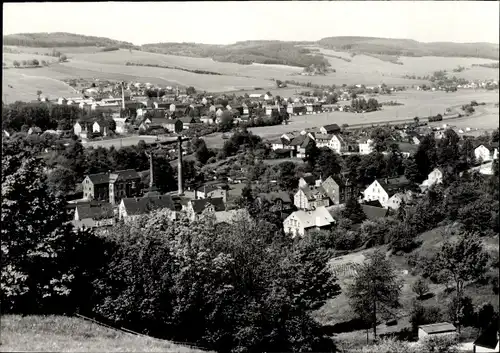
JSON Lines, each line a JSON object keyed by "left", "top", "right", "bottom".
{"left": 475, "top": 144, "right": 498, "bottom": 162}
{"left": 359, "top": 139, "right": 374, "bottom": 155}
{"left": 385, "top": 191, "right": 412, "bottom": 210}
{"left": 92, "top": 121, "right": 109, "bottom": 136}
{"left": 294, "top": 186, "right": 330, "bottom": 210}
{"left": 72, "top": 202, "right": 115, "bottom": 229}
{"left": 363, "top": 176, "right": 410, "bottom": 208}
{"left": 475, "top": 145, "right": 493, "bottom": 162}
{"left": 420, "top": 167, "right": 444, "bottom": 191}
{"left": 118, "top": 195, "right": 177, "bottom": 224}
{"left": 418, "top": 323, "right": 456, "bottom": 341}
{"left": 283, "top": 206, "right": 335, "bottom": 238}
{"left": 113, "top": 117, "right": 129, "bottom": 134}
{"left": 314, "top": 134, "right": 333, "bottom": 149}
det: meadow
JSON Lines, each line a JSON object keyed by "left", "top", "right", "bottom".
{"left": 0, "top": 315, "right": 209, "bottom": 352}
{"left": 2, "top": 44, "right": 499, "bottom": 102}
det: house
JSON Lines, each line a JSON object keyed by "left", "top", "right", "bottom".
{"left": 420, "top": 167, "right": 444, "bottom": 191}
{"left": 314, "top": 134, "right": 333, "bottom": 149}
{"left": 82, "top": 173, "right": 109, "bottom": 201}
{"left": 329, "top": 134, "right": 352, "bottom": 154}
{"left": 200, "top": 115, "right": 214, "bottom": 124}
{"left": 418, "top": 323, "right": 456, "bottom": 341}
{"left": 361, "top": 203, "right": 388, "bottom": 220}
{"left": 359, "top": 138, "right": 374, "bottom": 155}
{"left": 294, "top": 185, "right": 330, "bottom": 210}
{"left": 242, "top": 103, "right": 251, "bottom": 115}
{"left": 209, "top": 104, "right": 224, "bottom": 112}
{"left": 363, "top": 176, "right": 410, "bottom": 208}
{"left": 264, "top": 93, "right": 273, "bottom": 100}
{"left": 473, "top": 322, "right": 499, "bottom": 353}
{"left": 92, "top": 120, "right": 111, "bottom": 136}
{"left": 283, "top": 206, "right": 335, "bottom": 238}
{"left": 385, "top": 191, "right": 413, "bottom": 210}
{"left": 185, "top": 197, "right": 226, "bottom": 221}
{"left": 290, "top": 134, "right": 315, "bottom": 159}
{"left": 113, "top": 116, "right": 130, "bottom": 134}
{"left": 320, "top": 124, "right": 341, "bottom": 135}
{"left": 287, "top": 103, "right": 306, "bottom": 115}
{"left": 109, "top": 169, "right": 141, "bottom": 205}
{"left": 73, "top": 121, "right": 91, "bottom": 136}
{"left": 265, "top": 105, "right": 279, "bottom": 116}
{"left": 179, "top": 117, "right": 199, "bottom": 129}
{"left": 256, "top": 191, "right": 293, "bottom": 213}
{"left": 72, "top": 201, "right": 115, "bottom": 229}
{"left": 119, "top": 194, "right": 177, "bottom": 223}
{"left": 27, "top": 126, "right": 42, "bottom": 135}
{"left": 306, "top": 102, "right": 322, "bottom": 114}
{"left": 164, "top": 119, "right": 184, "bottom": 133}
{"left": 298, "top": 174, "right": 319, "bottom": 188}
{"left": 195, "top": 184, "right": 227, "bottom": 203}
{"left": 475, "top": 144, "right": 498, "bottom": 162}
{"left": 321, "top": 176, "right": 356, "bottom": 205}
{"left": 249, "top": 93, "right": 264, "bottom": 99}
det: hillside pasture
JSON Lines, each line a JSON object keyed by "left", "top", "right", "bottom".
{"left": 0, "top": 315, "right": 209, "bottom": 352}
{"left": 2, "top": 69, "right": 78, "bottom": 102}
{"left": 2, "top": 52, "right": 59, "bottom": 67}
{"left": 3, "top": 45, "right": 111, "bottom": 54}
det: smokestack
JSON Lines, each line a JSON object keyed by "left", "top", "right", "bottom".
{"left": 121, "top": 82, "right": 125, "bottom": 110}
{"left": 177, "top": 135, "right": 184, "bottom": 195}
{"left": 149, "top": 152, "right": 154, "bottom": 190}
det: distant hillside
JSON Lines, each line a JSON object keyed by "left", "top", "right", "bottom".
{"left": 318, "top": 36, "right": 500, "bottom": 60}
{"left": 140, "top": 41, "right": 329, "bottom": 68}
{"left": 3, "top": 32, "right": 138, "bottom": 49}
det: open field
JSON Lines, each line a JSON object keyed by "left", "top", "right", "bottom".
{"left": 82, "top": 135, "right": 180, "bottom": 149}
{"left": 2, "top": 52, "right": 60, "bottom": 67}
{"left": 0, "top": 315, "right": 210, "bottom": 352}
{"left": 2, "top": 69, "right": 78, "bottom": 103}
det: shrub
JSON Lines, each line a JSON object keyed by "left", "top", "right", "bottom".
{"left": 412, "top": 277, "right": 430, "bottom": 299}
{"left": 410, "top": 301, "right": 443, "bottom": 333}
{"left": 420, "top": 333, "right": 459, "bottom": 353}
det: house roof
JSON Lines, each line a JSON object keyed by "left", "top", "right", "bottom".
{"left": 190, "top": 197, "right": 226, "bottom": 214}
{"left": 419, "top": 322, "right": 456, "bottom": 335}
{"left": 214, "top": 208, "right": 251, "bottom": 225}
{"left": 289, "top": 134, "right": 307, "bottom": 147}
{"left": 473, "top": 321, "right": 499, "bottom": 349}
{"left": 288, "top": 206, "right": 335, "bottom": 229}
{"left": 322, "top": 124, "right": 341, "bottom": 132}
{"left": 86, "top": 173, "right": 109, "bottom": 185}
{"left": 301, "top": 175, "right": 316, "bottom": 186}
{"left": 361, "top": 204, "right": 388, "bottom": 220}
{"left": 122, "top": 195, "right": 176, "bottom": 216}
{"left": 257, "top": 191, "right": 292, "bottom": 204}
{"left": 315, "top": 133, "right": 333, "bottom": 142}
{"left": 110, "top": 169, "right": 140, "bottom": 182}
{"left": 76, "top": 202, "right": 114, "bottom": 220}
{"left": 165, "top": 118, "right": 182, "bottom": 125}
{"left": 363, "top": 200, "right": 384, "bottom": 208}
{"left": 179, "top": 117, "right": 196, "bottom": 123}
{"left": 376, "top": 176, "right": 410, "bottom": 197}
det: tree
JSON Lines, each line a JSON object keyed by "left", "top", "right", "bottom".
{"left": 347, "top": 250, "right": 402, "bottom": 341}
{"left": 2, "top": 156, "right": 81, "bottom": 313}
{"left": 194, "top": 138, "right": 211, "bottom": 165}
{"left": 46, "top": 166, "right": 77, "bottom": 196}
{"left": 59, "top": 54, "right": 67, "bottom": 62}
{"left": 93, "top": 211, "right": 339, "bottom": 352}
{"left": 410, "top": 301, "right": 443, "bottom": 334}
{"left": 341, "top": 198, "right": 366, "bottom": 224}
{"left": 435, "top": 231, "right": 489, "bottom": 333}
{"left": 36, "top": 90, "right": 43, "bottom": 100}
{"left": 219, "top": 111, "right": 234, "bottom": 132}
{"left": 13, "top": 60, "right": 20, "bottom": 68}
{"left": 186, "top": 86, "right": 196, "bottom": 95}
{"left": 447, "top": 296, "right": 475, "bottom": 329}
{"left": 277, "top": 161, "right": 299, "bottom": 191}
{"left": 32, "top": 59, "right": 39, "bottom": 66}
{"left": 314, "top": 148, "right": 342, "bottom": 179}
{"left": 412, "top": 277, "right": 430, "bottom": 299}
{"left": 403, "top": 158, "right": 421, "bottom": 184}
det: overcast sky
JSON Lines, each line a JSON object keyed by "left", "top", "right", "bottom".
{"left": 3, "top": 2, "right": 500, "bottom": 45}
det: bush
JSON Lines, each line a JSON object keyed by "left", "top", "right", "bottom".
{"left": 412, "top": 278, "right": 430, "bottom": 299}
{"left": 420, "top": 334, "right": 459, "bottom": 353}
{"left": 447, "top": 296, "right": 476, "bottom": 328}
{"left": 410, "top": 301, "right": 443, "bottom": 333}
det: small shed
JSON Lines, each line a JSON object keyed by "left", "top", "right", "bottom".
{"left": 418, "top": 322, "right": 456, "bottom": 341}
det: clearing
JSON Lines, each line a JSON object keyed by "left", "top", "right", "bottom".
{"left": 0, "top": 314, "right": 210, "bottom": 352}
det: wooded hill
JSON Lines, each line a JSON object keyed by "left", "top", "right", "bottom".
{"left": 3, "top": 32, "right": 138, "bottom": 49}
{"left": 318, "top": 36, "right": 500, "bottom": 60}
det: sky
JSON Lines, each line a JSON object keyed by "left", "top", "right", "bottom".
{"left": 3, "top": 2, "right": 500, "bottom": 45}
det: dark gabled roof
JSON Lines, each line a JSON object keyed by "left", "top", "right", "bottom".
{"left": 322, "top": 124, "right": 341, "bottom": 132}
{"left": 301, "top": 175, "right": 316, "bottom": 186}
{"left": 474, "top": 322, "right": 499, "bottom": 349}
{"left": 197, "top": 184, "right": 222, "bottom": 194}
{"left": 376, "top": 176, "right": 410, "bottom": 197}
{"left": 76, "top": 202, "right": 114, "bottom": 220}
{"left": 257, "top": 191, "right": 292, "bottom": 204}
{"left": 289, "top": 134, "right": 306, "bottom": 147}
{"left": 419, "top": 322, "right": 456, "bottom": 335}
{"left": 363, "top": 200, "right": 384, "bottom": 208}
{"left": 165, "top": 118, "right": 182, "bottom": 125}
{"left": 179, "top": 117, "right": 197, "bottom": 123}
{"left": 190, "top": 197, "right": 225, "bottom": 214}
{"left": 361, "top": 204, "right": 388, "bottom": 220}
{"left": 110, "top": 169, "right": 140, "bottom": 182}
{"left": 122, "top": 195, "right": 176, "bottom": 215}
{"left": 85, "top": 173, "right": 109, "bottom": 185}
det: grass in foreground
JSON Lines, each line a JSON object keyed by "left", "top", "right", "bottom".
{"left": 0, "top": 315, "right": 210, "bottom": 352}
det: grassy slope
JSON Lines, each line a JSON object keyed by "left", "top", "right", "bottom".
{"left": 0, "top": 315, "right": 210, "bottom": 352}
{"left": 314, "top": 226, "right": 499, "bottom": 346}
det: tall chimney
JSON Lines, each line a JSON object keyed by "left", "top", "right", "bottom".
{"left": 177, "top": 135, "right": 184, "bottom": 195}
{"left": 149, "top": 152, "right": 154, "bottom": 190}
{"left": 121, "top": 82, "right": 125, "bottom": 110}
